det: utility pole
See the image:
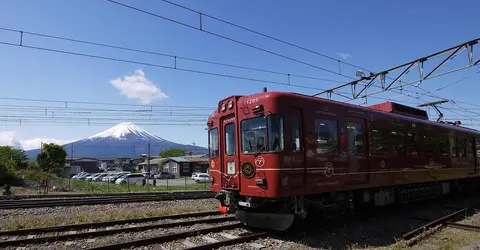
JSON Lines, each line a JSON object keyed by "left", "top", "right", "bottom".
{"left": 40, "top": 141, "right": 43, "bottom": 154}
{"left": 132, "top": 144, "right": 136, "bottom": 159}
{"left": 71, "top": 144, "right": 74, "bottom": 160}
{"left": 147, "top": 143, "right": 151, "bottom": 174}
{"left": 192, "top": 142, "right": 196, "bottom": 154}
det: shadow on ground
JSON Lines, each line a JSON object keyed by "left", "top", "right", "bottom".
{"left": 271, "top": 195, "right": 480, "bottom": 250}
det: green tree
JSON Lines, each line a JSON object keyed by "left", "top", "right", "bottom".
{"left": 27, "top": 161, "right": 40, "bottom": 170}
{"left": 0, "top": 146, "right": 28, "bottom": 171}
{"left": 158, "top": 148, "right": 186, "bottom": 158}
{"left": 37, "top": 143, "right": 67, "bottom": 175}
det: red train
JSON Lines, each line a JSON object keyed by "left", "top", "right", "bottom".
{"left": 207, "top": 89, "right": 480, "bottom": 230}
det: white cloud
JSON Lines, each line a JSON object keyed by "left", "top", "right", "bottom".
{"left": 110, "top": 69, "right": 168, "bottom": 104}
{"left": 0, "top": 131, "right": 75, "bottom": 150}
{"left": 336, "top": 52, "right": 352, "bottom": 60}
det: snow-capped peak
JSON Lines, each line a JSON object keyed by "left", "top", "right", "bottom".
{"left": 87, "top": 122, "right": 165, "bottom": 141}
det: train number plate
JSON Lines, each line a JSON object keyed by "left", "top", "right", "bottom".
{"left": 227, "top": 161, "right": 235, "bottom": 175}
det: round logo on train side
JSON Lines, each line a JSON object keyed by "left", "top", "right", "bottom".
{"left": 242, "top": 162, "right": 256, "bottom": 179}
{"left": 324, "top": 162, "right": 334, "bottom": 178}
{"left": 254, "top": 156, "right": 265, "bottom": 168}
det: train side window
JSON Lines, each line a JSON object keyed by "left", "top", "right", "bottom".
{"left": 371, "top": 127, "right": 389, "bottom": 153}
{"left": 457, "top": 137, "right": 466, "bottom": 157}
{"left": 267, "top": 114, "right": 284, "bottom": 152}
{"left": 424, "top": 135, "right": 436, "bottom": 155}
{"left": 291, "top": 118, "right": 300, "bottom": 152}
{"left": 347, "top": 122, "right": 364, "bottom": 154}
{"left": 315, "top": 119, "right": 338, "bottom": 154}
{"left": 408, "top": 132, "right": 421, "bottom": 156}
{"left": 439, "top": 135, "right": 449, "bottom": 156}
{"left": 450, "top": 135, "right": 457, "bottom": 157}
{"left": 208, "top": 128, "right": 219, "bottom": 158}
{"left": 467, "top": 139, "right": 474, "bottom": 157}
{"left": 225, "top": 123, "right": 236, "bottom": 156}
{"left": 391, "top": 131, "right": 405, "bottom": 155}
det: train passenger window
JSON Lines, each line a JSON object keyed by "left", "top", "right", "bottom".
{"left": 371, "top": 127, "right": 389, "bottom": 153}
{"left": 391, "top": 131, "right": 405, "bottom": 155}
{"left": 424, "top": 135, "right": 436, "bottom": 155}
{"left": 347, "top": 122, "right": 363, "bottom": 154}
{"left": 450, "top": 136, "right": 457, "bottom": 157}
{"left": 315, "top": 119, "right": 338, "bottom": 154}
{"left": 208, "top": 128, "right": 219, "bottom": 158}
{"left": 225, "top": 123, "right": 236, "bottom": 156}
{"left": 439, "top": 135, "right": 448, "bottom": 156}
{"left": 291, "top": 118, "right": 301, "bottom": 152}
{"left": 268, "top": 114, "right": 284, "bottom": 152}
{"left": 457, "top": 137, "right": 466, "bottom": 157}
{"left": 408, "top": 132, "right": 421, "bottom": 156}
{"left": 467, "top": 139, "right": 474, "bottom": 157}
{"left": 241, "top": 115, "right": 284, "bottom": 154}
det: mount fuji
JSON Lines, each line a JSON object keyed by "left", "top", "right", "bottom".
{"left": 25, "top": 122, "right": 207, "bottom": 159}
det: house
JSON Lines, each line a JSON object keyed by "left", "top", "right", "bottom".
{"left": 137, "top": 158, "right": 168, "bottom": 175}
{"left": 163, "top": 156, "right": 209, "bottom": 177}
{"left": 63, "top": 157, "right": 101, "bottom": 177}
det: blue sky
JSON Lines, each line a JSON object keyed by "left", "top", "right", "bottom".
{"left": 0, "top": 0, "right": 479, "bottom": 150}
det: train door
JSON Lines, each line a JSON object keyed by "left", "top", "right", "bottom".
{"left": 344, "top": 118, "right": 369, "bottom": 185}
{"left": 288, "top": 108, "right": 305, "bottom": 187}
{"left": 221, "top": 116, "right": 240, "bottom": 189}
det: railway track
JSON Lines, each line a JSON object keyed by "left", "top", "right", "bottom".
{"left": 0, "top": 211, "right": 267, "bottom": 250}
{"left": 0, "top": 192, "right": 214, "bottom": 209}
{"left": 1, "top": 190, "right": 213, "bottom": 200}
{"left": 401, "top": 205, "right": 480, "bottom": 246}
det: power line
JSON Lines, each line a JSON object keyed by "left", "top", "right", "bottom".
{"left": 157, "top": 0, "right": 372, "bottom": 75}
{"left": 122, "top": 0, "right": 446, "bottom": 102}
{"left": 0, "top": 27, "right": 345, "bottom": 85}
{"left": 105, "top": 0, "right": 356, "bottom": 80}
{"left": 0, "top": 40, "right": 332, "bottom": 92}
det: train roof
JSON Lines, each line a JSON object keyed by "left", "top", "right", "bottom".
{"left": 243, "top": 91, "right": 480, "bottom": 135}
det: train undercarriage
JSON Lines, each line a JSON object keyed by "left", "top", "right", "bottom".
{"left": 215, "top": 177, "right": 480, "bottom": 231}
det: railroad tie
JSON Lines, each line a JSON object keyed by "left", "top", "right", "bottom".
{"left": 180, "top": 239, "right": 197, "bottom": 248}
{"left": 201, "top": 236, "right": 219, "bottom": 243}
{"left": 218, "top": 232, "right": 238, "bottom": 239}
{"left": 249, "top": 243, "right": 266, "bottom": 249}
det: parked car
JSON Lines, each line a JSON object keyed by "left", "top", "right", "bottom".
{"left": 154, "top": 172, "right": 175, "bottom": 179}
{"left": 102, "top": 173, "right": 116, "bottom": 182}
{"left": 86, "top": 173, "right": 102, "bottom": 182}
{"left": 106, "top": 172, "right": 129, "bottom": 183}
{"left": 92, "top": 173, "right": 107, "bottom": 182}
{"left": 77, "top": 173, "right": 92, "bottom": 180}
{"left": 191, "top": 172, "right": 200, "bottom": 180}
{"left": 193, "top": 173, "right": 209, "bottom": 183}
{"left": 72, "top": 172, "right": 89, "bottom": 179}
{"left": 115, "top": 173, "right": 145, "bottom": 184}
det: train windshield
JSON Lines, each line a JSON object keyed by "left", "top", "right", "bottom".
{"left": 209, "top": 128, "right": 219, "bottom": 158}
{"left": 241, "top": 114, "right": 284, "bottom": 154}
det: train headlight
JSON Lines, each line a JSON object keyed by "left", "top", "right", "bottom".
{"left": 220, "top": 103, "right": 226, "bottom": 112}
{"left": 227, "top": 100, "right": 234, "bottom": 109}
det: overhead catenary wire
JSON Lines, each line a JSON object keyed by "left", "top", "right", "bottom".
{"left": 141, "top": 0, "right": 450, "bottom": 102}
{"left": 0, "top": 27, "right": 345, "bottom": 85}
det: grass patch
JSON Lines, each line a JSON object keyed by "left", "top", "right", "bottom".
{"left": 70, "top": 180, "right": 210, "bottom": 193}
{"left": 1, "top": 201, "right": 218, "bottom": 231}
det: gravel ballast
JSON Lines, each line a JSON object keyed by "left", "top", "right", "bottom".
{"left": 0, "top": 198, "right": 218, "bottom": 230}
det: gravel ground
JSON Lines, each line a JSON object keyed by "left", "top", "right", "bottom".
{"left": 3, "top": 221, "right": 239, "bottom": 250}
{"left": 0, "top": 198, "right": 218, "bottom": 230}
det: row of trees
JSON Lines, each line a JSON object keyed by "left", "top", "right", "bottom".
{"left": 0, "top": 143, "right": 67, "bottom": 178}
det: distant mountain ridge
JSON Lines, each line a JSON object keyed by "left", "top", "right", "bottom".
{"left": 25, "top": 122, "right": 207, "bottom": 159}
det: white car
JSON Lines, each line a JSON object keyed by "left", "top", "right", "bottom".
{"left": 193, "top": 173, "right": 209, "bottom": 183}
{"left": 191, "top": 172, "right": 200, "bottom": 180}
{"left": 115, "top": 173, "right": 145, "bottom": 184}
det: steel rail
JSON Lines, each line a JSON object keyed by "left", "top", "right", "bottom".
{"left": 183, "top": 232, "right": 269, "bottom": 250}
{"left": 447, "top": 222, "right": 480, "bottom": 232}
{"left": 0, "top": 194, "right": 214, "bottom": 209}
{"left": 86, "top": 222, "right": 244, "bottom": 250}
{"left": 5, "top": 190, "right": 213, "bottom": 200}
{"left": 0, "top": 211, "right": 219, "bottom": 236}
{"left": 0, "top": 216, "right": 235, "bottom": 247}
{"left": 402, "top": 208, "right": 472, "bottom": 240}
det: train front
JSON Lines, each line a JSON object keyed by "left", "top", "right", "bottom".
{"left": 207, "top": 92, "right": 293, "bottom": 231}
